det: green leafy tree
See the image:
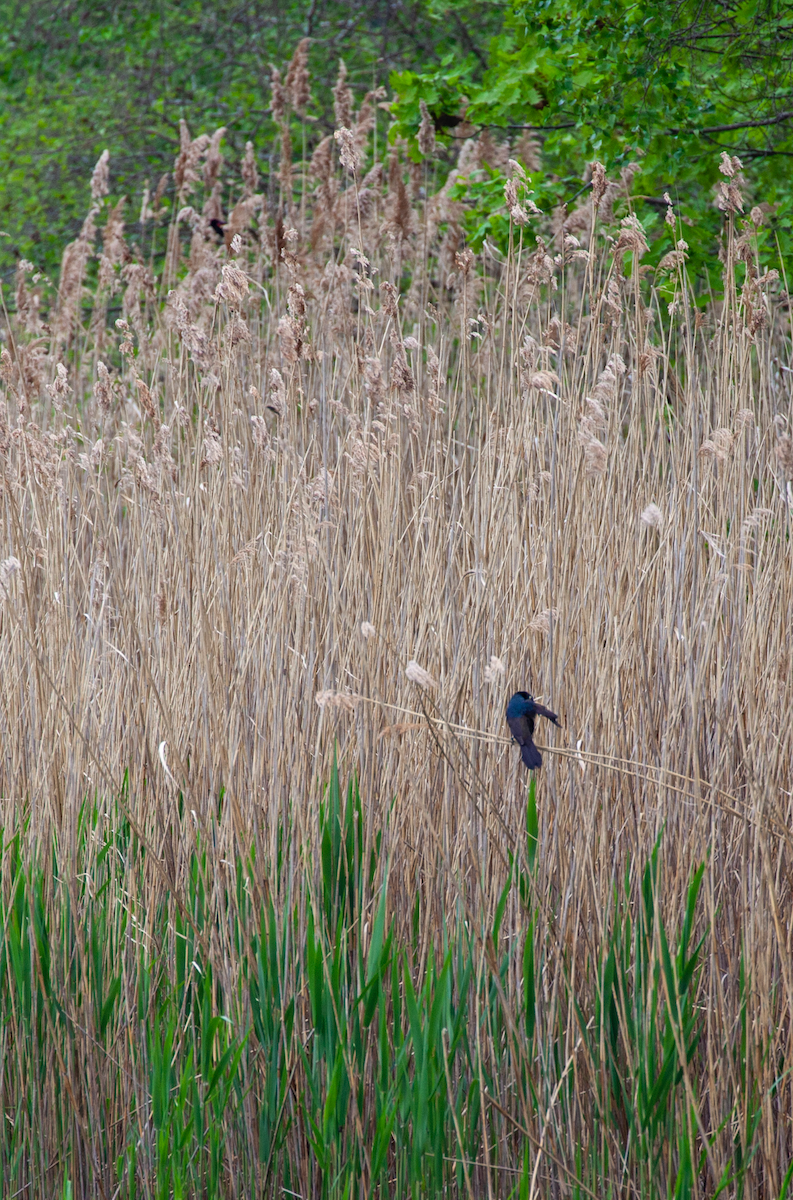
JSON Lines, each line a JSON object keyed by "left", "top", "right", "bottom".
{"left": 391, "top": 0, "right": 793, "bottom": 278}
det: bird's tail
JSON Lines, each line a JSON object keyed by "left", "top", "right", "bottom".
{"left": 521, "top": 740, "right": 542, "bottom": 770}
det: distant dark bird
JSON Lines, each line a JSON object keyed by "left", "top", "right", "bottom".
{"left": 209, "top": 218, "right": 226, "bottom": 241}
{"left": 505, "top": 691, "right": 560, "bottom": 770}
{"left": 431, "top": 109, "right": 464, "bottom": 132}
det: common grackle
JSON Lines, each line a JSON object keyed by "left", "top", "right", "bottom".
{"left": 431, "top": 110, "right": 464, "bottom": 132}
{"left": 505, "top": 691, "right": 560, "bottom": 770}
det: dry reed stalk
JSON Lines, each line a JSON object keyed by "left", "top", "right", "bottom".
{"left": 1, "top": 109, "right": 792, "bottom": 1197}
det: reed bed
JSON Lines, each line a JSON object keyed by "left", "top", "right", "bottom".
{"left": 0, "top": 77, "right": 792, "bottom": 1198}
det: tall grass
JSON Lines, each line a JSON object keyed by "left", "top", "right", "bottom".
{"left": 0, "top": 92, "right": 792, "bottom": 1197}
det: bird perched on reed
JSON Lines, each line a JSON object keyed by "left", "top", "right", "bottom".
{"left": 506, "top": 691, "right": 560, "bottom": 769}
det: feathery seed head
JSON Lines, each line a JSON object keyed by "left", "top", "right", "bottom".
{"left": 529, "top": 609, "right": 557, "bottom": 635}
{"left": 333, "top": 61, "right": 353, "bottom": 130}
{"left": 268, "top": 369, "right": 287, "bottom": 418}
{"left": 202, "top": 425, "right": 223, "bottom": 467}
{"left": 94, "top": 362, "right": 113, "bottom": 415}
{"left": 91, "top": 150, "right": 110, "bottom": 202}
{"left": 719, "top": 152, "right": 742, "bottom": 178}
{"left": 316, "top": 690, "right": 359, "bottom": 711}
{"left": 640, "top": 503, "right": 663, "bottom": 529}
{"left": 173, "top": 122, "right": 210, "bottom": 198}
{"left": 214, "top": 263, "right": 249, "bottom": 310}
{"left": 590, "top": 161, "right": 607, "bottom": 207}
{"left": 270, "top": 67, "right": 287, "bottom": 123}
{"left": 417, "top": 100, "right": 436, "bottom": 159}
{"left": 285, "top": 38, "right": 311, "bottom": 115}
{"left": 405, "top": 660, "right": 437, "bottom": 689}
{"left": 483, "top": 655, "right": 505, "bottom": 683}
{"left": 47, "top": 363, "right": 72, "bottom": 413}
{"left": 203, "top": 127, "right": 226, "bottom": 191}
{"left": 776, "top": 434, "right": 793, "bottom": 480}
{"left": 0, "top": 556, "right": 21, "bottom": 601}
{"left": 241, "top": 142, "right": 258, "bottom": 197}
{"left": 334, "top": 127, "right": 360, "bottom": 175}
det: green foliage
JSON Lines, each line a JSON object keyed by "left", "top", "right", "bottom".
{"left": 4, "top": 0, "right": 789, "bottom": 290}
{"left": 0, "top": 772, "right": 771, "bottom": 1196}
{"left": 0, "top": 0, "right": 504, "bottom": 278}
{"left": 574, "top": 839, "right": 708, "bottom": 1189}
{"left": 390, "top": 0, "right": 793, "bottom": 280}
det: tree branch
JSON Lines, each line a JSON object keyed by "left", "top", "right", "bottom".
{"left": 453, "top": 12, "right": 488, "bottom": 70}
{"left": 668, "top": 109, "right": 793, "bottom": 135}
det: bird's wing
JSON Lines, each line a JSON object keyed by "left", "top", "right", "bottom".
{"left": 507, "top": 712, "right": 543, "bottom": 769}
{"left": 532, "top": 702, "right": 560, "bottom": 726}
{"left": 507, "top": 712, "right": 535, "bottom": 746}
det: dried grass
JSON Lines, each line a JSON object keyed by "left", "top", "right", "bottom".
{"left": 1, "top": 105, "right": 793, "bottom": 1195}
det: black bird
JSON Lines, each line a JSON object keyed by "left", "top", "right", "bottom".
{"left": 505, "top": 691, "right": 560, "bottom": 770}
{"left": 431, "top": 110, "right": 464, "bottom": 132}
